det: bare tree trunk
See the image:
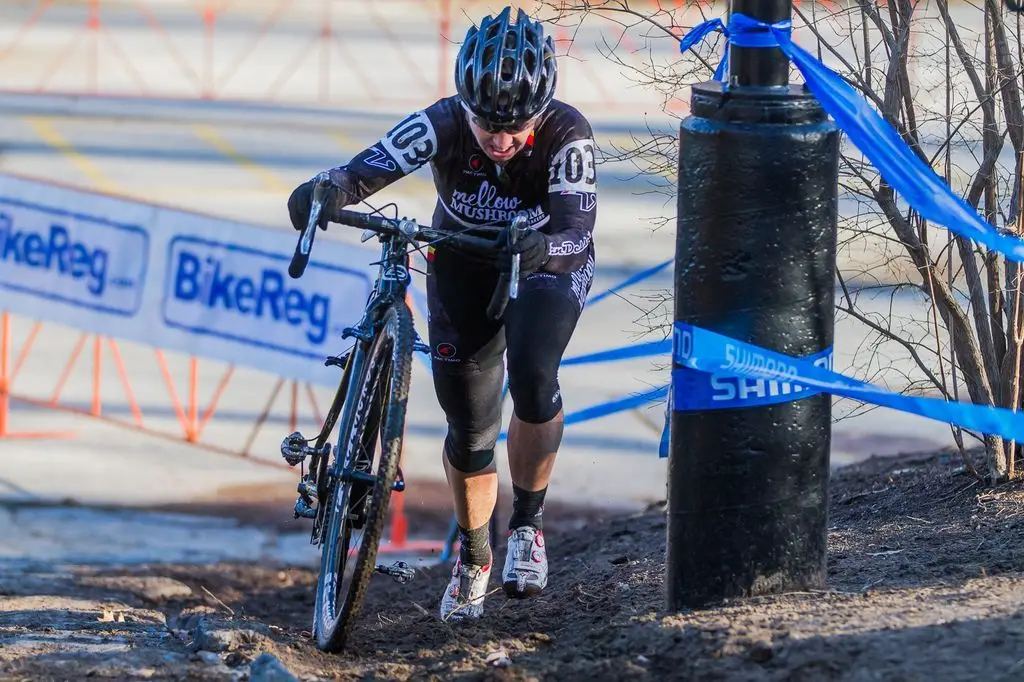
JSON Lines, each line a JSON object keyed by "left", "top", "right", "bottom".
{"left": 986, "top": 0, "right": 1024, "bottom": 157}
{"left": 1000, "top": 264, "right": 1023, "bottom": 479}
{"left": 985, "top": 9, "right": 1008, "bottom": 385}
{"left": 874, "top": 187, "right": 995, "bottom": 401}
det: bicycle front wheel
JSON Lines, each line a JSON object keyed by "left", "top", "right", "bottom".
{"left": 313, "top": 300, "right": 414, "bottom": 653}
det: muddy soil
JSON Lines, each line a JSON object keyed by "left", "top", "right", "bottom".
{"left": 2, "top": 450, "right": 1024, "bottom": 681}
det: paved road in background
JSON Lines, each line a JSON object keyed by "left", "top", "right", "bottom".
{"left": 0, "top": 95, "right": 952, "bottom": 520}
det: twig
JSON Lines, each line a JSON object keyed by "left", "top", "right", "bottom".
{"left": 201, "top": 585, "right": 235, "bottom": 617}
{"left": 937, "top": 479, "right": 982, "bottom": 504}
{"left": 838, "top": 270, "right": 946, "bottom": 395}
{"left": 860, "top": 577, "right": 885, "bottom": 592}
{"left": 838, "top": 487, "right": 892, "bottom": 505}
{"left": 440, "top": 586, "right": 504, "bottom": 622}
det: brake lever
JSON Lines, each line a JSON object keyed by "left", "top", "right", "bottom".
{"left": 288, "top": 171, "right": 331, "bottom": 279}
{"left": 508, "top": 214, "right": 529, "bottom": 300}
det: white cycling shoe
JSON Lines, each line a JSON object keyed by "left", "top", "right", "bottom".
{"left": 439, "top": 557, "right": 491, "bottom": 621}
{"left": 502, "top": 526, "right": 548, "bottom": 598}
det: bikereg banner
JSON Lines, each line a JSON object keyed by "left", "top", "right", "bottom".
{"left": 0, "top": 172, "right": 377, "bottom": 387}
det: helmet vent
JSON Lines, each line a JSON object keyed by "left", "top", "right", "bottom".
{"left": 501, "top": 56, "right": 515, "bottom": 81}
{"left": 480, "top": 72, "right": 494, "bottom": 102}
{"left": 523, "top": 48, "right": 536, "bottom": 74}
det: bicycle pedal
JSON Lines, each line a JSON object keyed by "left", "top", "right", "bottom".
{"left": 280, "top": 431, "right": 308, "bottom": 466}
{"left": 375, "top": 560, "right": 415, "bottom": 583}
{"left": 281, "top": 433, "right": 330, "bottom": 467}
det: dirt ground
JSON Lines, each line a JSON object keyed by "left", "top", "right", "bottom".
{"left": 2, "top": 449, "right": 1024, "bottom": 681}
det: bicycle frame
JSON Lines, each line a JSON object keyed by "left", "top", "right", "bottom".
{"left": 284, "top": 176, "right": 427, "bottom": 540}
{"left": 282, "top": 175, "right": 519, "bottom": 549}
{"left": 306, "top": 228, "right": 427, "bottom": 543}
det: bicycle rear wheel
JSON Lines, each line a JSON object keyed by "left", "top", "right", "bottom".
{"left": 313, "top": 300, "right": 414, "bottom": 652}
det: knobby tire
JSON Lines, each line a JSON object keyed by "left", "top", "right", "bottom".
{"left": 313, "top": 301, "right": 414, "bottom": 653}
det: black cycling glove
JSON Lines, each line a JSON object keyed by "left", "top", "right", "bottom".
{"left": 287, "top": 175, "right": 355, "bottom": 232}
{"left": 500, "top": 228, "right": 550, "bottom": 276}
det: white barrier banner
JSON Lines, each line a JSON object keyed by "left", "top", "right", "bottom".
{"left": 0, "top": 172, "right": 380, "bottom": 387}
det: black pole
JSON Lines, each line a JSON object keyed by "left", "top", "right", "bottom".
{"left": 729, "top": 0, "right": 790, "bottom": 87}
{"left": 667, "top": 0, "right": 839, "bottom": 609}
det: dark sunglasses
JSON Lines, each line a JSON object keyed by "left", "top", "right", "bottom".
{"left": 462, "top": 103, "right": 541, "bottom": 135}
{"left": 470, "top": 114, "right": 535, "bottom": 135}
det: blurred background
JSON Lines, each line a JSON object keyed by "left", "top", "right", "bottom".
{"left": 1, "top": 0, "right": 1001, "bottom": 566}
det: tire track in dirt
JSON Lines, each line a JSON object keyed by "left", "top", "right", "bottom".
{"left": 2, "top": 450, "right": 1023, "bottom": 681}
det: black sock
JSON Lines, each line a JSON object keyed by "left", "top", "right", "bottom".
{"left": 509, "top": 484, "right": 547, "bottom": 531}
{"left": 458, "top": 523, "right": 491, "bottom": 567}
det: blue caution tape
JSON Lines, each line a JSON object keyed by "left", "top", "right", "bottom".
{"left": 678, "top": 13, "right": 1024, "bottom": 262}
{"left": 501, "top": 383, "right": 668, "bottom": 442}
{"left": 659, "top": 396, "right": 671, "bottom": 459}
{"left": 563, "top": 384, "right": 668, "bottom": 427}
{"left": 412, "top": 256, "right": 674, "bottom": 401}
{"left": 673, "top": 344, "right": 832, "bottom": 411}
{"left": 669, "top": 322, "right": 1024, "bottom": 444}
{"left": 677, "top": 16, "right": 731, "bottom": 81}
{"left": 562, "top": 338, "right": 670, "bottom": 366}
{"left": 409, "top": 282, "right": 670, "bottom": 431}
{"left": 587, "top": 258, "right": 672, "bottom": 307}
{"left": 511, "top": 337, "right": 668, "bottom": 416}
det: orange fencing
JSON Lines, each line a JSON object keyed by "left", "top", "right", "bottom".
{"left": 0, "top": 310, "right": 444, "bottom": 557}
{"left": 1, "top": 311, "right": 302, "bottom": 457}
{"left": 0, "top": 0, "right": 713, "bottom": 116}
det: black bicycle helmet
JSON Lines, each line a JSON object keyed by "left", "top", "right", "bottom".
{"left": 454, "top": 6, "right": 557, "bottom": 125}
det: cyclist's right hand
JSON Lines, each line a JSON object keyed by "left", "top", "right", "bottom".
{"left": 288, "top": 178, "right": 344, "bottom": 232}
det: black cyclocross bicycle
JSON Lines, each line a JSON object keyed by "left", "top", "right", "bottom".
{"left": 279, "top": 172, "right": 525, "bottom": 653}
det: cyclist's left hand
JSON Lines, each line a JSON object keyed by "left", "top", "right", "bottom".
{"left": 288, "top": 180, "right": 331, "bottom": 231}
{"left": 288, "top": 175, "right": 354, "bottom": 232}
{"left": 502, "top": 229, "right": 550, "bottom": 276}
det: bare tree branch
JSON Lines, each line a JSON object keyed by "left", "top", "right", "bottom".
{"left": 541, "top": 0, "right": 1022, "bottom": 480}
